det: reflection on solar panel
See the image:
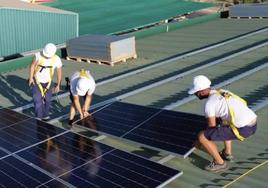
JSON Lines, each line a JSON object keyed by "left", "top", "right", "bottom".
{"left": 17, "top": 132, "right": 182, "bottom": 187}
{"left": 75, "top": 102, "right": 207, "bottom": 158}
{"left": 0, "top": 108, "right": 66, "bottom": 156}
{"left": 0, "top": 108, "right": 182, "bottom": 187}
{"left": 0, "top": 108, "right": 30, "bottom": 128}
{"left": 0, "top": 152, "right": 68, "bottom": 187}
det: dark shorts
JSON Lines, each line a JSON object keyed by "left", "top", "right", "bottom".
{"left": 204, "top": 124, "right": 257, "bottom": 141}
{"left": 69, "top": 90, "right": 86, "bottom": 103}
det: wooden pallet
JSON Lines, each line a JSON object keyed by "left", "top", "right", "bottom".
{"left": 66, "top": 54, "right": 137, "bottom": 66}
{"left": 229, "top": 16, "right": 268, "bottom": 19}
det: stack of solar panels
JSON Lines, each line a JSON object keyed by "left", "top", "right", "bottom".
{"left": 66, "top": 34, "right": 137, "bottom": 65}
{"left": 229, "top": 4, "right": 268, "bottom": 17}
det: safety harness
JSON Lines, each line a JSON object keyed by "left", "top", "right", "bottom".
{"left": 79, "top": 69, "right": 90, "bottom": 79}
{"left": 34, "top": 55, "right": 57, "bottom": 103}
{"left": 65, "top": 69, "right": 90, "bottom": 92}
{"left": 217, "top": 89, "right": 247, "bottom": 141}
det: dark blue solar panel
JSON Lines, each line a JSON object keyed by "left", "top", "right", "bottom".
{"left": 0, "top": 108, "right": 30, "bottom": 128}
{"left": 76, "top": 102, "right": 207, "bottom": 157}
{"left": 0, "top": 155, "right": 67, "bottom": 187}
{"left": 86, "top": 102, "right": 160, "bottom": 136}
{"left": 0, "top": 108, "right": 181, "bottom": 187}
{"left": 0, "top": 109, "right": 66, "bottom": 155}
{"left": 0, "top": 149, "right": 7, "bottom": 158}
{"left": 16, "top": 132, "right": 181, "bottom": 187}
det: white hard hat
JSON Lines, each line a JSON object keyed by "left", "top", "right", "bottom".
{"left": 43, "top": 43, "right": 56, "bottom": 58}
{"left": 188, "top": 75, "right": 211, "bottom": 95}
{"left": 76, "top": 77, "right": 91, "bottom": 96}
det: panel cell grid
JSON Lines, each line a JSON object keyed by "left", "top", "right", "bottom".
{"left": 76, "top": 102, "right": 207, "bottom": 157}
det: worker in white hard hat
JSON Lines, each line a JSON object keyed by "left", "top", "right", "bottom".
{"left": 68, "top": 69, "right": 96, "bottom": 125}
{"left": 188, "top": 75, "right": 257, "bottom": 172}
{"left": 28, "top": 43, "right": 62, "bottom": 121}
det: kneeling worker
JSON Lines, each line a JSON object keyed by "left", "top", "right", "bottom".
{"left": 188, "top": 75, "right": 257, "bottom": 172}
{"left": 68, "top": 69, "right": 96, "bottom": 125}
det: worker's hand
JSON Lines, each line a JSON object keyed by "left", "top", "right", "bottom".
{"left": 83, "top": 111, "right": 90, "bottom": 118}
{"left": 80, "top": 113, "right": 84, "bottom": 120}
{"left": 28, "top": 78, "right": 34, "bottom": 86}
{"left": 54, "top": 85, "right": 61, "bottom": 93}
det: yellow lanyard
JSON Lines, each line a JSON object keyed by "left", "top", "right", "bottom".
{"left": 217, "top": 89, "right": 247, "bottom": 141}
{"left": 79, "top": 69, "right": 90, "bottom": 79}
{"left": 34, "top": 56, "right": 56, "bottom": 98}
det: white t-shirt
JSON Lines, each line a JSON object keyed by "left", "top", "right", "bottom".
{"left": 204, "top": 90, "right": 257, "bottom": 128}
{"left": 70, "top": 71, "right": 96, "bottom": 96}
{"left": 34, "top": 52, "right": 62, "bottom": 83}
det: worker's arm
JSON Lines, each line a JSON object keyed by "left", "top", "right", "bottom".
{"left": 83, "top": 94, "right": 92, "bottom": 117}
{"left": 73, "top": 95, "right": 83, "bottom": 119}
{"left": 54, "top": 67, "right": 62, "bottom": 93}
{"left": 28, "top": 58, "right": 38, "bottom": 86}
{"left": 207, "top": 116, "right": 217, "bottom": 128}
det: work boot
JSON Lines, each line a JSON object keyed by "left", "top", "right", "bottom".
{"left": 205, "top": 161, "right": 228, "bottom": 173}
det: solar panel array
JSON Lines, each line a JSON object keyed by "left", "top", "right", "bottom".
{"left": 0, "top": 108, "right": 66, "bottom": 154}
{"left": 75, "top": 102, "right": 207, "bottom": 158}
{"left": 0, "top": 108, "right": 182, "bottom": 187}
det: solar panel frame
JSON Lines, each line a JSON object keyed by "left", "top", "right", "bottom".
{"left": 0, "top": 108, "right": 182, "bottom": 187}
{"left": 14, "top": 131, "right": 182, "bottom": 188}
{"left": 0, "top": 154, "right": 73, "bottom": 188}
{"left": 0, "top": 108, "right": 31, "bottom": 129}
{"left": 75, "top": 102, "right": 207, "bottom": 158}
{"left": 0, "top": 108, "right": 69, "bottom": 159}
{"left": 0, "top": 119, "right": 69, "bottom": 159}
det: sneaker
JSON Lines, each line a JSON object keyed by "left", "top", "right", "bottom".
{"left": 220, "top": 149, "right": 234, "bottom": 162}
{"left": 42, "top": 116, "right": 50, "bottom": 121}
{"left": 36, "top": 117, "right": 42, "bottom": 121}
{"left": 205, "top": 161, "right": 228, "bottom": 172}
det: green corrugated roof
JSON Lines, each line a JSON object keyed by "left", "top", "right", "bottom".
{"left": 45, "top": 0, "right": 214, "bottom": 35}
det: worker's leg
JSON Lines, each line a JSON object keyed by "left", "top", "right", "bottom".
{"left": 198, "top": 131, "right": 224, "bottom": 165}
{"left": 202, "top": 126, "right": 237, "bottom": 164}
{"left": 32, "top": 84, "right": 44, "bottom": 118}
{"left": 44, "top": 86, "right": 52, "bottom": 118}
{"left": 224, "top": 140, "right": 232, "bottom": 155}
{"left": 68, "top": 92, "right": 75, "bottom": 125}
{"left": 69, "top": 103, "right": 76, "bottom": 125}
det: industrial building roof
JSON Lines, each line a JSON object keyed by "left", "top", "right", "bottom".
{"left": 0, "top": 0, "right": 76, "bottom": 14}
{"left": 0, "top": 7, "right": 268, "bottom": 188}
{"left": 45, "top": 0, "right": 214, "bottom": 35}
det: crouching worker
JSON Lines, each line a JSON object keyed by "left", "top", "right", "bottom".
{"left": 28, "top": 43, "right": 62, "bottom": 121}
{"left": 188, "top": 75, "right": 257, "bottom": 172}
{"left": 68, "top": 69, "right": 96, "bottom": 125}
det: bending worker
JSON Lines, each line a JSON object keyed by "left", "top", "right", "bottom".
{"left": 188, "top": 75, "right": 257, "bottom": 172}
{"left": 68, "top": 69, "right": 96, "bottom": 125}
{"left": 28, "top": 43, "right": 62, "bottom": 121}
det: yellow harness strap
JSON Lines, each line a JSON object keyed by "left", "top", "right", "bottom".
{"left": 217, "top": 89, "right": 247, "bottom": 141}
{"left": 34, "top": 55, "right": 57, "bottom": 98}
{"left": 79, "top": 69, "right": 90, "bottom": 79}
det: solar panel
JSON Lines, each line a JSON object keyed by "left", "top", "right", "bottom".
{"left": 10, "top": 132, "right": 182, "bottom": 187}
{"left": 0, "top": 108, "right": 30, "bottom": 128}
{"left": 75, "top": 102, "right": 207, "bottom": 158}
{"left": 0, "top": 154, "right": 69, "bottom": 187}
{"left": 0, "top": 108, "right": 182, "bottom": 187}
{"left": 0, "top": 149, "right": 7, "bottom": 158}
{"left": 0, "top": 108, "right": 66, "bottom": 156}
